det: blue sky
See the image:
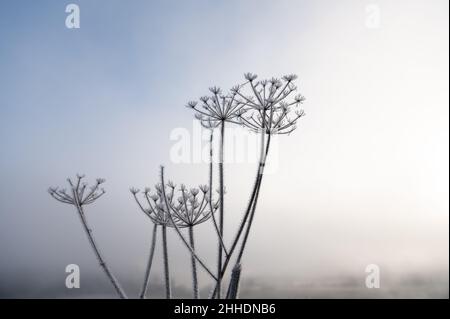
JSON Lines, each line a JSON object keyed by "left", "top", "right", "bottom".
{"left": 0, "top": 0, "right": 448, "bottom": 297}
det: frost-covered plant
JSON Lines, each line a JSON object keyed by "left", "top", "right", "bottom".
{"left": 220, "top": 73, "right": 306, "bottom": 297}
{"left": 48, "top": 175, "right": 127, "bottom": 299}
{"left": 187, "top": 73, "right": 306, "bottom": 299}
{"left": 48, "top": 72, "right": 306, "bottom": 300}
{"left": 130, "top": 185, "right": 178, "bottom": 299}
{"left": 186, "top": 87, "right": 245, "bottom": 298}
{"left": 168, "top": 183, "right": 219, "bottom": 299}
{"left": 158, "top": 168, "right": 219, "bottom": 279}
{"left": 132, "top": 178, "right": 220, "bottom": 299}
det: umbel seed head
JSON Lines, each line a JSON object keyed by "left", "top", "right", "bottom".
{"left": 244, "top": 72, "right": 257, "bottom": 82}
{"left": 49, "top": 175, "right": 107, "bottom": 206}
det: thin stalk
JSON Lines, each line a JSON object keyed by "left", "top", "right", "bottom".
{"left": 73, "top": 197, "right": 127, "bottom": 299}
{"left": 139, "top": 223, "right": 158, "bottom": 299}
{"left": 162, "top": 225, "right": 172, "bottom": 299}
{"left": 210, "top": 117, "right": 267, "bottom": 299}
{"left": 227, "top": 133, "right": 271, "bottom": 298}
{"left": 217, "top": 120, "right": 225, "bottom": 299}
{"left": 208, "top": 129, "right": 229, "bottom": 256}
{"left": 189, "top": 226, "right": 199, "bottom": 299}
{"left": 223, "top": 133, "right": 271, "bottom": 298}
{"left": 236, "top": 133, "right": 272, "bottom": 264}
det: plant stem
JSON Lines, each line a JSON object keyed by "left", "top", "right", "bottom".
{"left": 73, "top": 200, "right": 127, "bottom": 299}
{"left": 210, "top": 124, "right": 267, "bottom": 299}
{"left": 227, "top": 133, "right": 271, "bottom": 298}
{"left": 236, "top": 133, "right": 271, "bottom": 264}
{"left": 189, "top": 226, "right": 199, "bottom": 299}
{"left": 226, "top": 263, "right": 242, "bottom": 299}
{"left": 139, "top": 223, "right": 158, "bottom": 299}
{"left": 208, "top": 129, "right": 229, "bottom": 255}
{"left": 217, "top": 120, "right": 225, "bottom": 299}
{"left": 162, "top": 225, "right": 172, "bottom": 299}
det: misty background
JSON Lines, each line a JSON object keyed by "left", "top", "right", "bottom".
{"left": 0, "top": 0, "right": 448, "bottom": 298}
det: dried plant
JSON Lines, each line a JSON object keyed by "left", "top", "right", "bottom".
{"left": 48, "top": 175, "right": 127, "bottom": 299}
{"left": 234, "top": 73, "right": 306, "bottom": 135}
{"left": 159, "top": 167, "right": 219, "bottom": 283}
{"left": 129, "top": 187, "right": 158, "bottom": 299}
{"left": 187, "top": 87, "right": 245, "bottom": 298}
{"left": 207, "top": 73, "right": 306, "bottom": 298}
{"left": 169, "top": 183, "right": 219, "bottom": 299}
{"left": 224, "top": 73, "right": 305, "bottom": 297}
{"left": 132, "top": 179, "right": 220, "bottom": 299}
{"left": 131, "top": 186, "right": 176, "bottom": 299}
{"left": 48, "top": 72, "right": 306, "bottom": 300}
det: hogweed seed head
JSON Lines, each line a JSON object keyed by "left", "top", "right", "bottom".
{"left": 130, "top": 187, "right": 140, "bottom": 195}
{"left": 244, "top": 72, "right": 257, "bottom": 82}
{"left": 167, "top": 181, "right": 176, "bottom": 189}
{"left": 49, "top": 175, "right": 106, "bottom": 206}
{"left": 283, "top": 74, "right": 298, "bottom": 82}
{"left": 132, "top": 176, "right": 219, "bottom": 228}
{"left": 186, "top": 101, "right": 197, "bottom": 109}
{"left": 209, "top": 86, "right": 221, "bottom": 95}
{"left": 199, "top": 185, "right": 209, "bottom": 193}
{"left": 295, "top": 94, "right": 306, "bottom": 103}
{"left": 233, "top": 72, "right": 307, "bottom": 135}
{"left": 187, "top": 83, "right": 246, "bottom": 125}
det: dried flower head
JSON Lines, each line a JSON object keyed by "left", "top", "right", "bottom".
{"left": 169, "top": 184, "right": 220, "bottom": 227}
{"left": 167, "top": 181, "right": 176, "bottom": 189}
{"left": 187, "top": 85, "right": 245, "bottom": 124}
{"left": 131, "top": 184, "right": 179, "bottom": 227}
{"left": 234, "top": 72, "right": 306, "bottom": 135}
{"left": 199, "top": 185, "right": 209, "bottom": 193}
{"left": 129, "top": 187, "right": 140, "bottom": 195}
{"left": 244, "top": 72, "right": 258, "bottom": 82}
{"left": 195, "top": 113, "right": 220, "bottom": 130}
{"left": 131, "top": 180, "right": 220, "bottom": 228}
{"left": 49, "top": 175, "right": 106, "bottom": 206}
